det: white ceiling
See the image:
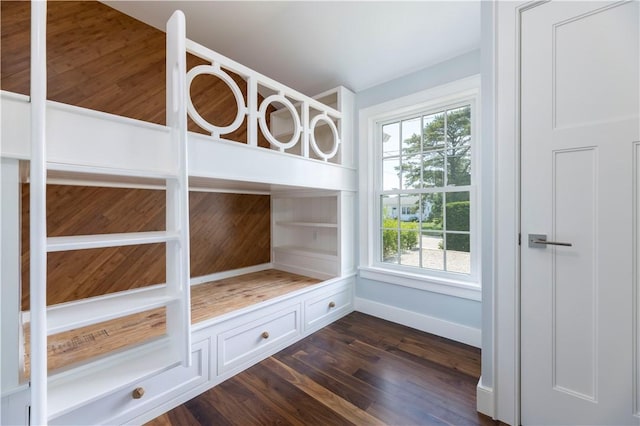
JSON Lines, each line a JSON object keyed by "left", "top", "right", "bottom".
{"left": 103, "top": 1, "right": 481, "bottom": 96}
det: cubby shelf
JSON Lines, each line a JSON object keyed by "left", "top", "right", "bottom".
{"left": 271, "top": 191, "right": 342, "bottom": 279}
{"left": 275, "top": 221, "right": 337, "bottom": 228}
{"left": 273, "top": 245, "right": 338, "bottom": 260}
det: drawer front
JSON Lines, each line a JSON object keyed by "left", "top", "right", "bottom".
{"left": 218, "top": 305, "right": 300, "bottom": 374}
{"left": 51, "top": 339, "right": 209, "bottom": 426}
{"left": 305, "top": 286, "right": 352, "bottom": 331}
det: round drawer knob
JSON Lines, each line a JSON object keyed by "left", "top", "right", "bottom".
{"left": 261, "top": 331, "right": 270, "bottom": 339}
{"left": 132, "top": 387, "right": 145, "bottom": 400}
{"left": 328, "top": 301, "right": 336, "bottom": 308}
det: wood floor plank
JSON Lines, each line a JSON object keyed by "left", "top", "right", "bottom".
{"left": 240, "top": 364, "right": 354, "bottom": 425}
{"left": 288, "top": 331, "right": 481, "bottom": 425}
{"left": 263, "top": 357, "right": 385, "bottom": 426}
{"left": 144, "top": 404, "right": 200, "bottom": 426}
{"left": 273, "top": 350, "right": 374, "bottom": 411}
{"left": 148, "top": 312, "right": 498, "bottom": 426}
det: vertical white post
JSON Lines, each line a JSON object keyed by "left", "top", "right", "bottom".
{"left": 247, "top": 76, "right": 258, "bottom": 147}
{"left": 30, "top": 0, "right": 48, "bottom": 424}
{"left": 301, "top": 101, "right": 310, "bottom": 158}
{"left": 1, "top": 159, "right": 22, "bottom": 392}
{"left": 336, "top": 87, "right": 355, "bottom": 167}
{"left": 166, "top": 10, "right": 191, "bottom": 366}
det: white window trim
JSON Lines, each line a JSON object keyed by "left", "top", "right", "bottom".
{"left": 358, "top": 75, "right": 482, "bottom": 301}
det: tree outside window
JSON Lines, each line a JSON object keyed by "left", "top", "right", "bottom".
{"left": 380, "top": 105, "right": 472, "bottom": 274}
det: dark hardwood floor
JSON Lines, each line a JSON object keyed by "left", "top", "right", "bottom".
{"left": 147, "top": 312, "right": 497, "bottom": 426}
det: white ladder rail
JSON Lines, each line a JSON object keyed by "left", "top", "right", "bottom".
{"left": 165, "top": 10, "right": 191, "bottom": 366}
{"left": 46, "top": 286, "right": 175, "bottom": 335}
{"left": 27, "top": 5, "right": 192, "bottom": 422}
{"left": 30, "top": 1, "right": 48, "bottom": 424}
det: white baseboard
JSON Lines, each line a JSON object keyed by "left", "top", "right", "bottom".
{"left": 191, "top": 263, "right": 273, "bottom": 286}
{"left": 354, "top": 297, "right": 481, "bottom": 347}
{"left": 476, "top": 377, "right": 494, "bottom": 418}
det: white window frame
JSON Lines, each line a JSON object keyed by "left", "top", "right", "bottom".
{"left": 358, "top": 75, "right": 481, "bottom": 301}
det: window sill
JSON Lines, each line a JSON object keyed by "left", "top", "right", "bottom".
{"left": 358, "top": 266, "right": 481, "bottom": 301}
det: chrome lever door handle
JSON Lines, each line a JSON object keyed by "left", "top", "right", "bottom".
{"left": 528, "top": 234, "right": 572, "bottom": 248}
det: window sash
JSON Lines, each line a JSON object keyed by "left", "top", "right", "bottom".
{"left": 373, "top": 99, "right": 477, "bottom": 281}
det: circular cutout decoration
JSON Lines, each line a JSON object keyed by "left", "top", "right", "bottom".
{"left": 258, "top": 95, "right": 301, "bottom": 150}
{"left": 309, "top": 114, "right": 341, "bottom": 161}
{"left": 186, "top": 64, "right": 246, "bottom": 136}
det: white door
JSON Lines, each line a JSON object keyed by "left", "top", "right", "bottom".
{"left": 521, "top": 1, "right": 640, "bottom": 425}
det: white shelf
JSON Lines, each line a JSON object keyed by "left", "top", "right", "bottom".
{"left": 47, "top": 231, "right": 179, "bottom": 252}
{"left": 46, "top": 286, "right": 176, "bottom": 335}
{"left": 275, "top": 221, "right": 337, "bottom": 228}
{"left": 48, "top": 338, "right": 178, "bottom": 420}
{"left": 46, "top": 162, "right": 177, "bottom": 181}
{"left": 273, "top": 245, "right": 337, "bottom": 260}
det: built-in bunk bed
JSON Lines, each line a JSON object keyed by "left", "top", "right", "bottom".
{"left": 0, "top": 4, "right": 356, "bottom": 425}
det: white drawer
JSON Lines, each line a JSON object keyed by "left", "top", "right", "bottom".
{"left": 304, "top": 285, "right": 352, "bottom": 331}
{"left": 50, "top": 339, "right": 209, "bottom": 426}
{"left": 218, "top": 304, "right": 300, "bottom": 374}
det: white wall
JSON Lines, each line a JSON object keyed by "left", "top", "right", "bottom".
{"left": 480, "top": 0, "right": 496, "bottom": 391}
{"left": 354, "top": 50, "right": 484, "bottom": 345}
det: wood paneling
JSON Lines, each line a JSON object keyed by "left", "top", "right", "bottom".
{"left": 0, "top": 0, "right": 273, "bottom": 144}
{"left": 21, "top": 185, "right": 271, "bottom": 310}
{"left": 147, "top": 312, "right": 499, "bottom": 426}
{"left": 23, "top": 270, "right": 319, "bottom": 375}
{"left": 3, "top": 1, "right": 277, "bottom": 310}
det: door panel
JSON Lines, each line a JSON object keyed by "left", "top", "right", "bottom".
{"left": 553, "top": 147, "right": 597, "bottom": 400}
{"left": 521, "top": 1, "right": 639, "bottom": 424}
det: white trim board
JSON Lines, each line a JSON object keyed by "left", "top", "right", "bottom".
{"left": 476, "top": 377, "right": 494, "bottom": 418}
{"left": 190, "top": 263, "right": 273, "bottom": 286}
{"left": 354, "top": 297, "right": 481, "bottom": 348}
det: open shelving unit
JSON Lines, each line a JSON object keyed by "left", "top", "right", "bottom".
{"left": 272, "top": 190, "right": 355, "bottom": 280}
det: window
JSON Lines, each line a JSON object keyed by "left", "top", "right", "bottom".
{"left": 379, "top": 104, "right": 473, "bottom": 275}
{"left": 358, "top": 76, "right": 480, "bottom": 298}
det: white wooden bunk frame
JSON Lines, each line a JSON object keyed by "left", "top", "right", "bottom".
{"left": 1, "top": 4, "right": 356, "bottom": 425}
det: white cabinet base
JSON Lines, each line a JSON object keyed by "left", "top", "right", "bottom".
{"left": 1, "top": 275, "right": 354, "bottom": 426}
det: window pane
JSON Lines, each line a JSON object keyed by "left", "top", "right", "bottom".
{"left": 401, "top": 117, "right": 421, "bottom": 155}
{"left": 446, "top": 106, "right": 471, "bottom": 150}
{"left": 421, "top": 193, "right": 443, "bottom": 229}
{"left": 446, "top": 147, "right": 471, "bottom": 186}
{"left": 423, "top": 112, "right": 445, "bottom": 150}
{"left": 445, "top": 191, "right": 470, "bottom": 231}
{"left": 399, "top": 194, "right": 421, "bottom": 223}
{"left": 382, "top": 157, "right": 400, "bottom": 190}
{"left": 381, "top": 195, "right": 399, "bottom": 228}
{"left": 382, "top": 229, "right": 399, "bottom": 263}
{"left": 422, "top": 151, "right": 445, "bottom": 187}
{"left": 421, "top": 231, "right": 444, "bottom": 271}
{"left": 382, "top": 122, "right": 400, "bottom": 157}
{"left": 445, "top": 233, "right": 470, "bottom": 274}
{"left": 399, "top": 229, "right": 419, "bottom": 267}
{"left": 401, "top": 155, "right": 421, "bottom": 189}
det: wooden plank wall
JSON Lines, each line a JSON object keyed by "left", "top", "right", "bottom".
{"left": 0, "top": 0, "right": 274, "bottom": 143}
{"left": 21, "top": 185, "right": 271, "bottom": 310}
{"left": 1, "top": 1, "right": 274, "bottom": 309}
